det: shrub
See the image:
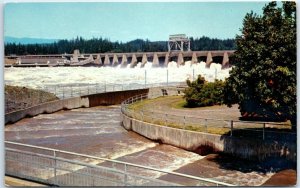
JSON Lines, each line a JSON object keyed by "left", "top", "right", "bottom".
{"left": 184, "top": 76, "right": 225, "bottom": 107}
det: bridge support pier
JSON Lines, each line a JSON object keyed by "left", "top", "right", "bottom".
{"left": 152, "top": 53, "right": 159, "bottom": 67}
{"left": 164, "top": 53, "right": 169, "bottom": 67}
{"left": 222, "top": 52, "right": 229, "bottom": 69}
{"left": 206, "top": 52, "right": 213, "bottom": 68}
{"left": 177, "top": 53, "right": 184, "bottom": 66}
{"left": 95, "top": 54, "right": 102, "bottom": 65}
{"left": 130, "top": 54, "right": 138, "bottom": 68}
{"left": 112, "top": 54, "right": 119, "bottom": 67}
{"left": 191, "top": 52, "right": 198, "bottom": 65}
{"left": 104, "top": 54, "right": 110, "bottom": 66}
{"left": 121, "top": 54, "right": 128, "bottom": 68}
{"left": 141, "top": 54, "right": 148, "bottom": 68}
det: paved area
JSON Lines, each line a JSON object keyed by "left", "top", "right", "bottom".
{"left": 5, "top": 176, "right": 47, "bottom": 186}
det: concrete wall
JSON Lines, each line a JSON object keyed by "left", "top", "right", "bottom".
{"left": 122, "top": 114, "right": 296, "bottom": 162}
{"left": 85, "top": 89, "right": 149, "bottom": 107}
{"left": 5, "top": 89, "right": 149, "bottom": 125}
{"left": 5, "top": 97, "right": 89, "bottom": 124}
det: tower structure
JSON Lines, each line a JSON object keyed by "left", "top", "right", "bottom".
{"left": 168, "top": 34, "right": 190, "bottom": 52}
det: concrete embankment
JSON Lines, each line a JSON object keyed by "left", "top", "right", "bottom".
{"left": 5, "top": 89, "right": 149, "bottom": 124}
{"left": 122, "top": 114, "right": 296, "bottom": 162}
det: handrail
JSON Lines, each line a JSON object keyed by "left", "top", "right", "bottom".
{"left": 121, "top": 93, "right": 292, "bottom": 127}
{"left": 5, "top": 141, "right": 235, "bottom": 186}
{"left": 6, "top": 148, "right": 178, "bottom": 186}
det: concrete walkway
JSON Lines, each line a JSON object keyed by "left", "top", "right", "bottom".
{"left": 5, "top": 176, "right": 47, "bottom": 186}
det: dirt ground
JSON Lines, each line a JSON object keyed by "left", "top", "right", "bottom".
{"left": 5, "top": 85, "right": 59, "bottom": 113}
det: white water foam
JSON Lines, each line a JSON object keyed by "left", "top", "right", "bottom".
{"left": 4, "top": 61, "right": 232, "bottom": 89}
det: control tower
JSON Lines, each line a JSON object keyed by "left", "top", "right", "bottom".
{"left": 168, "top": 34, "right": 190, "bottom": 52}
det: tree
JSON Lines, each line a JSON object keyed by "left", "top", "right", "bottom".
{"left": 224, "top": 2, "right": 296, "bottom": 124}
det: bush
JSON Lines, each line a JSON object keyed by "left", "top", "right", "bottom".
{"left": 184, "top": 76, "right": 225, "bottom": 107}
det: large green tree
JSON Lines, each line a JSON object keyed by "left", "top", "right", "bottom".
{"left": 224, "top": 2, "right": 296, "bottom": 124}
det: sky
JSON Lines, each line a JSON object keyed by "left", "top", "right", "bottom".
{"left": 4, "top": 2, "right": 268, "bottom": 42}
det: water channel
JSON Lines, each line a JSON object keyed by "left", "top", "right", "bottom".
{"left": 5, "top": 106, "right": 274, "bottom": 186}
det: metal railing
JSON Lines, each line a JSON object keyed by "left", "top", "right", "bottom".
{"left": 5, "top": 81, "right": 184, "bottom": 113}
{"left": 5, "top": 141, "right": 234, "bottom": 186}
{"left": 121, "top": 94, "right": 296, "bottom": 141}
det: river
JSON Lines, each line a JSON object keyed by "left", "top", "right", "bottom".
{"left": 5, "top": 106, "right": 274, "bottom": 186}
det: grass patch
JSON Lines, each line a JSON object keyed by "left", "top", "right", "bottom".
{"left": 171, "top": 98, "right": 188, "bottom": 109}
{"left": 126, "top": 96, "right": 292, "bottom": 135}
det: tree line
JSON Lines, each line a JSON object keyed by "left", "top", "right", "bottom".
{"left": 5, "top": 36, "right": 236, "bottom": 55}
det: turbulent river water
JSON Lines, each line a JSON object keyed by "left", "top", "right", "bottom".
{"left": 4, "top": 61, "right": 231, "bottom": 89}
{"left": 5, "top": 106, "right": 274, "bottom": 186}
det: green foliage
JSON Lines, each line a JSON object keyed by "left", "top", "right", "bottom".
{"left": 5, "top": 36, "right": 236, "bottom": 55}
{"left": 184, "top": 76, "right": 225, "bottom": 107}
{"left": 224, "top": 2, "right": 296, "bottom": 123}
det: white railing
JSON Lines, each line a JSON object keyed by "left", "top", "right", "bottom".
{"left": 5, "top": 81, "right": 184, "bottom": 113}
{"left": 121, "top": 94, "right": 296, "bottom": 141}
{"left": 5, "top": 141, "right": 234, "bottom": 186}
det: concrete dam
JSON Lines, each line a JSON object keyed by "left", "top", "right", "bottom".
{"left": 6, "top": 50, "right": 235, "bottom": 69}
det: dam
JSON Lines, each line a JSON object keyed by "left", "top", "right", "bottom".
{"left": 5, "top": 50, "right": 234, "bottom": 69}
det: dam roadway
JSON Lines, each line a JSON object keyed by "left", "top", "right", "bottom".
{"left": 5, "top": 105, "right": 274, "bottom": 186}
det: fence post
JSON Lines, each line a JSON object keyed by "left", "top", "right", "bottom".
{"left": 62, "top": 86, "right": 65, "bottom": 99}
{"left": 230, "top": 120, "right": 233, "bottom": 137}
{"left": 205, "top": 119, "right": 208, "bottom": 132}
{"left": 263, "top": 123, "right": 265, "bottom": 140}
{"left": 167, "top": 69, "right": 169, "bottom": 86}
{"left": 54, "top": 150, "right": 57, "bottom": 185}
{"left": 141, "top": 110, "right": 144, "bottom": 121}
{"left": 193, "top": 69, "right": 195, "bottom": 81}
{"left": 144, "top": 70, "right": 147, "bottom": 88}
{"left": 124, "top": 164, "right": 128, "bottom": 186}
{"left": 32, "top": 90, "right": 34, "bottom": 105}
{"left": 41, "top": 89, "right": 43, "bottom": 103}
{"left": 165, "top": 114, "right": 168, "bottom": 125}
{"left": 71, "top": 85, "right": 73, "bottom": 97}
{"left": 152, "top": 110, "right": 154, "bottom": 123}
{"left": 183, "top": 116, "right": 186, "bottom": 129}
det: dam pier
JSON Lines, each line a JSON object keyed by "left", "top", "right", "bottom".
{"left": 5, "top": 50, "right": 234, "bottom": 69}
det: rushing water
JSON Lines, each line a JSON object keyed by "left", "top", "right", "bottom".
{"left": 4, "top": 61, "right": 232, "bottom": 89}
{"left": 5, "top": 106, "right": 203, "bottom": 182}
{"left": 5, "top": 106, "right": 274, "bottom": 186}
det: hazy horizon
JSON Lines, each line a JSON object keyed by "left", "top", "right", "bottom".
{"left": 4, "top": 2, "right": 267, "bottom": 42}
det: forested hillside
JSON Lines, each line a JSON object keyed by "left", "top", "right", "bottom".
{"left": 5, "top": 36, "right": 236, "bottom": 55}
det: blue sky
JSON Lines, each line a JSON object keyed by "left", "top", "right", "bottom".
{"left": 4, "top": 2, "right": 268, "bottom": 42}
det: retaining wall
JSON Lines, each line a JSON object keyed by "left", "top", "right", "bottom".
{"left": 86, "top": 89, "right": 149, "bottom": 107}
{"left": 5, "top": 89, "right": 149, "bottom": 125}
{"left": 122, "top": 114, "right": 296, "bottom": 162}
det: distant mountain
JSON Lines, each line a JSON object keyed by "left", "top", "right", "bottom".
{"left": 4, "top": 36, "right": 59, "bottom": 44}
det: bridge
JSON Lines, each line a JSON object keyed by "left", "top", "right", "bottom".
{"left": 5, "top": 50, "right": 235, "bottom": 69}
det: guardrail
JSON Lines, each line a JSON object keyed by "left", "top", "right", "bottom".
{"left": 121, "top": 94, "right": 296, "bottom": 141}
{"left": 5, "top": 141, "right": 234, "bottom": 186}
{"left": 5, "top": 81, "right": 185, "bottom": 113}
